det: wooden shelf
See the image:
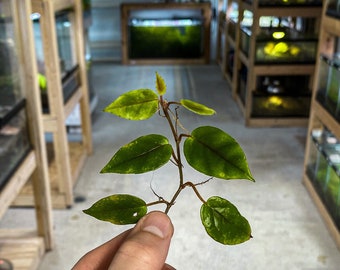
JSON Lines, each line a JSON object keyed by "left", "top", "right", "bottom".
{"left": 0, "top": 230, "right": 45, "bottom": 270}
{"left": 13, "top": 143, "right": 86, "bottom": 208}
{"left": 227, "top": 0, "right": 322, "bottom": 126}
{"left": 303, "top": 0, "right": 340, "bottom": 250}
{"left": 0, "top": 3, "right": 53, "bottom": 269}
{"left": 14, "top": 0, "right": 93, "bottom": 208}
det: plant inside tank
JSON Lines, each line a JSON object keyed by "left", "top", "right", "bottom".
{"left": 84, "top": 72, "right": 255, "bottom": 245}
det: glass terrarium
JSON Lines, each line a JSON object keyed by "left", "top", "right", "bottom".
{"left": 226, "top": 2, "right": 237, "bottom": 39}
{"left": 127, "top": 7, "right": 205, "bottom": 59}
{"left": 32, "top": 9, "right": 80, "bottom": 112}
{"left": 251, "top": 75, "right": 311, "bottom": 117}
{"left": 306, "top": 129, "right": 323, "bottom": 181}
{"left": 326, "top": 0, "right": 340, "bottom": 19}
{"left": 240, "top": 26, "right": 252, "bottom": 56}
{"left": 316, "top": 55, "right": 332, "bottom": 105}
{"left": 128, "top": 18, "right": 203, "bottom": 59}
{"left": 325, "top": 58, "right": 340, "bottom": 119}
{"left": 307, "top": 129, "right": 340, "bottom": 230}
{"left": 0, "top": 0, "right": 31, "bottom": 189}
{"left": 244, "top": 0, "right": 322, "bottom": 6}
{"left": 313, "top": 130, "right": 338, "bottom": 192}
{"left": 323, "top": 145, "right": 340, "bottom": 230}
{"left": 255, "top": 27, "right": 318, "bottom": 64}
{"left": 238, "top": 64, "right": 248, "bottom": 105}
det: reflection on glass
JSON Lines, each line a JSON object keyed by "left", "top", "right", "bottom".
{"left": 31, "top": 9, "right": 80, "bottom": 110}
{"left": 0, "top": 0, "right": 31, "bottom": 189}
{"left": 55, "top": 11, "right": 77, "bottom": 76}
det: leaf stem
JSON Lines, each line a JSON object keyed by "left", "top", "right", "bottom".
{"left": 146, "top": 200, "right": 169, "bottom": 207}
{"left": 184, "top": 182, "right": 207, "bottom": 204}
{"left": 160, "top": 97, "right": 184, "bottom": 186}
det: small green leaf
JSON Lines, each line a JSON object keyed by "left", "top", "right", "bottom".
{"left": 155, "top": 72, "right": 166, "bottom": 95}
{"left": 84, "top": 194, "right": 147, "bottom": 225}
{"left": 180, "top": 99, "right": 216, "bottom": 115}
{"left": 101, "top": 134, "right": 172, "bottom": 174}
{"left": 104, "top": 89, "right": 158, "bottom": 120}
{"left": 183, "top": 126, "right": 254, "bottom": 181}
{"left": 201, "top": 196, "right": 252, "bottom": 245}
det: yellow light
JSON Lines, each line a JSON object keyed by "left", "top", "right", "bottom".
{"left": 272, "top": 31, "right": 285, "bottom": 39}
{"left": 268, "top": 96, "right": 283, "bottom": 107}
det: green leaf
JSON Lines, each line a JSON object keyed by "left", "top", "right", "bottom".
{"left": 101, "top": 134, "right": 172, "bottom": 174}
{"left": 104, "top": 89, "right": 158, "bottom": 120}
{"left": 180, "top": 99, "right": 216, "bottom": 115}
{"left": 155, "top": 72, "right": 166, "bottom": 95}
{"left": 200, "top": 196, "right": 252, "bottom": 245}
{"left": 183, "top": 126, "right": 254, "bottom": 181}
{"left": 83, "top": 194, "right": 147, "bottom": 225}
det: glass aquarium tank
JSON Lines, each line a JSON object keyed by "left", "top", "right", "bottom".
{"left": 326, "top": 0, "right": 340, "bottom": 19}
{"left": 32, "top": 9, "right": 80, "bottom": 112}
{"left": 255, "top": 27, "right": 318, "bottom": 64}
{"left": 316, "top": 55, "right": 340, "bottom": 120}
{"left": 251, "top": 75, "right": 311, "bottom": 117}
{"left": 127, "top": 8, "right": 206, "bottom": 60}
{"left": 129, "top": 18, "right": 203, "bottom": 59}
{"left": 316, "top": 55, "right": 332, "bottom": 104}
{"left": 0, "top": 0, "right": 31, "bottom": 190}
{"left": 323, "top": 145, "right": 340, "bottom": 230}
{"left": 306, "top": 129, "right": 323, "bottom": 181}
{"left": 325, "top": 58, "right": 340, "bottom": 119}
{"left": 307, "top": 128, "right": 340, "bottom": 229}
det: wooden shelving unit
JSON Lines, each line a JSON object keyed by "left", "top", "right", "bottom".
{"left": 0, "top": 0, "right": 53, "bottom": 268}
{"left": 13, "top": 0, "right": 93, "bottom": 208}
{"left": 225, "top": 0, "right": 322, "bottom": 127}
{"left": 120, "top": 2, "right": 212, "bottom": 65}
{"left": 303, "top": 0, "right": 340, "bottom": 250}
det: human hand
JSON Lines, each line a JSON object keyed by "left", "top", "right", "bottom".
{"left": 72, "top": 211, "right": 175, "bottom": 270}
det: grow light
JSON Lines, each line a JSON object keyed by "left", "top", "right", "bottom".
{"left": 130, "top": 18, "right": 201, "bottom": 27}
{"left": 272, "top": 31, "right": 285, "bottom": 39}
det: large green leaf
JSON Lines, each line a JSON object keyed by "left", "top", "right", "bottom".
{"left": 200, "top": 196, "right": 251, "bottom": 245}
{"left": 183, "top": 126, "right": 254, "bottom": 181}
{"left": 101, "top": 134, "right": 172, "bottom": 174}
{"left": 180, "top": 99, "right": 216, "bottom": 115}
{"left": 104, "top": 89, "right": 158, "bottom": 120}
{"left": 83, "top": 194, "right": 147, "bottom": 225}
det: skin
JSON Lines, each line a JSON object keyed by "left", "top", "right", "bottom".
{"left": 72, "top": 211, "right": 175, "bottom": 270}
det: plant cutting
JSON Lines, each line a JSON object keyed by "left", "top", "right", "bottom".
{"left": 84, "top": 72, "right": 255, "bottom": 245}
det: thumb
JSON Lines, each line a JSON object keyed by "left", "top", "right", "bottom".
{"left": 109, "top": 211, "right": 174, "bottom": 270}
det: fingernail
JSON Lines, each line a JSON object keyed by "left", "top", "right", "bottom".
{"left": 143, "top": 225, "right": 165, "bottom": 239}
{"left": 141, "top": 212, "right": 173, "bottom": 239}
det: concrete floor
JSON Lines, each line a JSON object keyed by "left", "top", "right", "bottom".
{"left": 2, "top": 63, "right": 340, "bottom": 269}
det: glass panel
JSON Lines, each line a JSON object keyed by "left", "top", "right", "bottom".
{"left": 0, "top": 0, "right": 31, "bottom": 189}
{"left": 31, "top": 9, "right": 80, "bottom": 111}
{"left": 55, "top": 11, "right": 77, "bottom": 76}
{"left": 0, "top": 1, "right": 23, "bottom": 112}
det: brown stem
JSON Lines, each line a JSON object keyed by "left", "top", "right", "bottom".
{"left": 160, "top": 97, "right": 184, "bottom": 186}
{"left": 184, "top": 182, "right": 207, "bottom": 204}
{"left": 146, "top": 200, "right": 169, "bottom": 207}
